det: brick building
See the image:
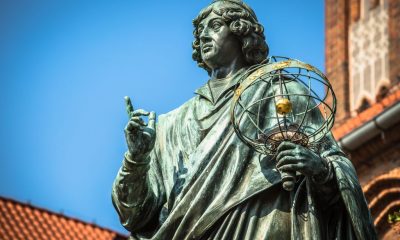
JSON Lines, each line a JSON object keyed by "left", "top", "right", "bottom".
{"left": 0, "top": 196, "right": 127, "bottom": 240}
{"left": 326, "top": 0, "right": 400, "bottom": 238}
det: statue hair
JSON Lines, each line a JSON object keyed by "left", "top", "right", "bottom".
{"left": 192, "top": 1, "right": 269, "bottom": 74}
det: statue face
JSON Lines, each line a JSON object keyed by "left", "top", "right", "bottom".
{"left": 197, "top": 11, "right": 242, "bottom": 70}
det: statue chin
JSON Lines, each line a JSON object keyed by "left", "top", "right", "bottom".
{"left": 201, "top": 52, "right": 218, "bottom": 65}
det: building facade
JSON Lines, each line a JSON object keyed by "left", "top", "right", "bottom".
{"left": 326, "top": 0, "right": 400, "bottom": 238}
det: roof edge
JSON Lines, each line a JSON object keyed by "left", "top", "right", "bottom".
{"left": 338, "top": 101, "right": 400, "bottom": 151}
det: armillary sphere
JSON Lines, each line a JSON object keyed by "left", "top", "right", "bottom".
{"left": 230, "top": 56, "right": 336, "bottom": 190}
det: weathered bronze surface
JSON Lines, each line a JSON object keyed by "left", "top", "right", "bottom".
{"left": 112, "top": 1, "right": 377, "bottom": 239}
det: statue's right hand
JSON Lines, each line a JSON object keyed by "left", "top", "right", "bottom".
{"left": 124, "top": 96, "right": 156, "bottom": 161}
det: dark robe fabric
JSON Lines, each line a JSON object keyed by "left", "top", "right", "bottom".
{"left": 112, "top": 67, "right": 377, "bottom": 240}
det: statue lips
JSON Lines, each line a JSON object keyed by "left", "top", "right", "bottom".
{"left": 202, "top": 44, "right": 213, "bottom": 53}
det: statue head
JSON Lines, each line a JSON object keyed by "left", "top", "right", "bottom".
{"left": 192, "top": 0, "right": 269, "bottom": 74}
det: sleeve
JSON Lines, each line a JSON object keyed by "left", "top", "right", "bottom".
{"left": 309, "top": 133, "right": 346, "bottom": 206}
{"left": 111, "top": 139, "right": 166, "bottom": 233}
{"left": 327, "top": 138, "right": 377, "bottom": 239}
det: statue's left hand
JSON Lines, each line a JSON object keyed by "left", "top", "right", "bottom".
{"left": 275, "top": 141, "right": 327, "bottom": 178}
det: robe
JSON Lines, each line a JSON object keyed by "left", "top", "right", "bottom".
{"left": 112, "top": 67, "right": 377, "bottom": 240}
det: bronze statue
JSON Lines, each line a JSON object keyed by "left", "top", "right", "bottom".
{"left": 112, "top": 1, "right": 377, "bottom": 239}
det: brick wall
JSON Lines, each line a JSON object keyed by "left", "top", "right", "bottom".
{"left": 349, "top": 123, "right": 400, "bottom": 186}
{"left": 389, "top": 0, "right": 400, "bottom": 87}
{"left": 325, "top": 0, "right": 351, "bottom": 123}
{"left": 350, "top": 0, "right": 360, "bottom": 22}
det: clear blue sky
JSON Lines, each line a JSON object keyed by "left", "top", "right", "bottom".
{"left": 0, "top": 0, "right": 324, "bottom": 234}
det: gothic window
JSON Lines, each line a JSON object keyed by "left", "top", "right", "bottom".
{"left": 348, "top": 0, "right": 389, "bottom": 113}
{"left": 365, "top": 66, "right": 371, "bottom": 92}
{"left": 353, "top": 73, "right": 361, "bottom": 108}
{"left": 375, "top": 59, "right": 382, "bottom": 84}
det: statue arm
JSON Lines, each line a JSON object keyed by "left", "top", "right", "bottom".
{"left": 111, "top": 148, "right": 166, "bottom": 232}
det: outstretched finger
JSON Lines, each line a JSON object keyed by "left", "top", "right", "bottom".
{"left": 148, "top": 111, "right": 156, "bottom": 130}
{"left": 125, "top": 96, "right": 134, "bottom": 118}
{"left": 131, "top": 109, "right": 150, "bottom": 117}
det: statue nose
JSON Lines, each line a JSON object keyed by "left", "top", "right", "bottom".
{"left": 199, "top": 28, "right": 211, "bottom": 42}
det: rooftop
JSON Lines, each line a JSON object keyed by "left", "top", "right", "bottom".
{"left": 0, "top": 196, "right": 127, "bottom": 240}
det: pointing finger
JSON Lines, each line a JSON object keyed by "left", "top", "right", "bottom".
{"left": 148, "top": 111, "right": 156, "bottom": 130}
{"left": 125, "top": 96, "right": 134, "bottom": 118}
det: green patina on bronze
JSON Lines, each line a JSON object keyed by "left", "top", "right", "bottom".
{"left": 112, "top": 1, "right": 377, "bottom": 239}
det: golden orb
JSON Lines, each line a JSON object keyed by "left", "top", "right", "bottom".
{"left": 276, "top": 98, "right": 292, "bottom": 115}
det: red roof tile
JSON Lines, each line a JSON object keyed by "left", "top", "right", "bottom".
{"left": 333, "top": 88, "right": 400, "bottom": 140}
{"left": 0, "top": 196, "right": 128, "bottom": 240}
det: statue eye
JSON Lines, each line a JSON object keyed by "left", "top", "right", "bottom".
{"left": 197, "top": 26, "right": 204, "bottom": 35}
{"left": 211, "top": 22, "right": 222, "bottom": 30}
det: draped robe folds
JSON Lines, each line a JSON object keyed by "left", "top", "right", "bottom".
{"left": 112, "top": 69, "right": 377, "bottom": 240}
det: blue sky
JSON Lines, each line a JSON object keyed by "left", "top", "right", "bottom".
{"left": 0, "top": 0, "right": 324, "bottom": 234}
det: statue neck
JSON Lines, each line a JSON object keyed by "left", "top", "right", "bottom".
{"left": 209, "top": 56, "right": 248, "bottom": 80}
